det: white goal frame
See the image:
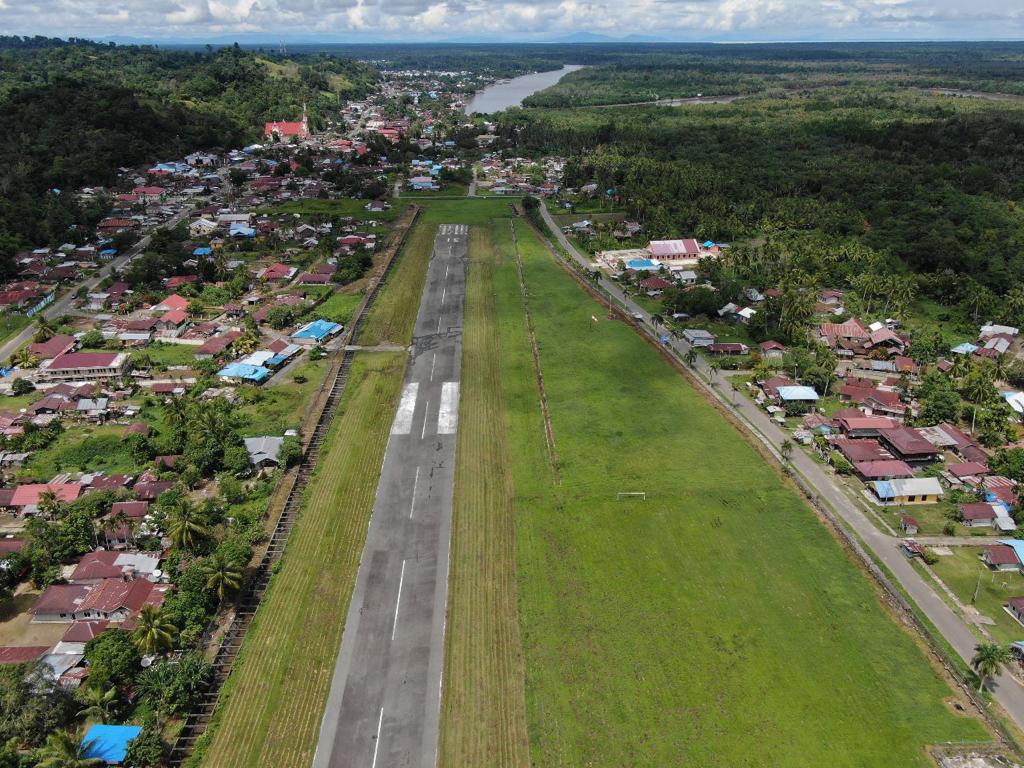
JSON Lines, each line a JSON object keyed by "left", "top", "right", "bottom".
{"left": 616, "top": 492, "right": 647, "bottom": 501}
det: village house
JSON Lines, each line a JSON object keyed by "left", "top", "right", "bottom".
{"left": 36, "top": 352, "right": 130, "bottom": 383}
{"left": 985, "top": 544, "right": 1022, "bottom": 571}
{"left": 871, "top": 477, "right": 944, "bottom": 505}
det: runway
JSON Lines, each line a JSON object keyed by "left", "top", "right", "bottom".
{"left": 313, "top": 223, "right": 468, "bottom": 768}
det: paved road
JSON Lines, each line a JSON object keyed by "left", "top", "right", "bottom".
{"left": 0, "top": 208, "right": 190, "bottom": 364}
{"left": 314, "top": 224, "right": 468, "bottom": 768}
{"left": 538, "top": 204, "right": 1024, "bottom": 729}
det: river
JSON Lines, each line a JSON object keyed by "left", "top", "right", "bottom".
{"left": 464, "top": 64, "right": 586, "bottom": 114}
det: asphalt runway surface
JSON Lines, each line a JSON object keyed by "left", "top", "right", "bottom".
{"left": 313, "top": 223, "right": 468, "bottom": 768}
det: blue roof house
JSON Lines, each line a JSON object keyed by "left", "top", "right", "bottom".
{"left": 292, "top": 319, "right": 342, "bottom": 344}
{"left": 217, "top": 362, "right": 272, "bottom": 383}
{"left": 193, "top": 247, "right": 213, "bottom": 257}
{"left": 82, "top": 724, "right": 143, "bottom": 765}
{"left": 777, "top": 385, "right": 820, "bottom": 402}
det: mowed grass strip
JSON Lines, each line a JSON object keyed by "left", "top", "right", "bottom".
{"left": 440, "top": 224, "right": 530, "bottom": 768}
{"left": 495, "top": 219, "right": 989, "bottom": 767}
{"left": 358, "top": 220, "right": 433, "bottom": 347}
{"left": 198, "top": 352, "right": 406, "bottom": 767}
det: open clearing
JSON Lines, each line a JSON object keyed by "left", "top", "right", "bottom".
{"left": 196, "top": 351, "right": 406, "bottom": 767}
{"left": 442, "top": 214, "right": 990, "bottom": 767}
{"left": 928, "top": 547, "right": 1024, "bottom": 646}
{"left": 439, "top": 224, "right": 530, "bottom": 768}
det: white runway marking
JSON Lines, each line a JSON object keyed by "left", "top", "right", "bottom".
{"left": 441, "top": 286, "right": 447, "bottom": 305}
{"left": 436, "top": 317, "right": 442, "bottom": 333}
{"left": 371, "top": 707, "right": 384, "bottom": 768}
{"left": 438, "top": 382, "right": 460, "bottom": 435}
{"left": 409, "top": 466, "right": 420, "bottom": 519}
{"left": 429, "top": 352, "right": 436, "bottom": 381}
{"left": 391, "top": 383, "right": 419, "bottom": 435}
{"left": 392, "top": 560, "right": 406, "bottom": 641}
{"left": 421, "top": 400, "right": 431, "bottom": 440}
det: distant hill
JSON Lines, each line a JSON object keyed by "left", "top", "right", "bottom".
{"left": 545, "top": 32, "right": 668, "bottom": 44}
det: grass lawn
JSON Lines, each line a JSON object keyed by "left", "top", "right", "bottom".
{"left": 311, "top": 291, "right": 363, "bottom": 326}
{"left": 928, "top": 547, "right": 1024, "bottom": 646}
{"left": 260, "top": 198, "right": 406, "bottom": 221}
{"left": 440, "top": 223, "right": 530, "bottom": 768}
{"left": 20, "top": 423, "right": 145, "bottom": 480}
{"left": 196, "top": 351, "right": 406, "bottom": 768}
{"left": 0, "top": 313, "right": 30, "bottom": 347}
{"left": 358, "top": 220, "right": 433, "bottom": 347}
{"left": 138, "top": 342, "right": 203, "bottom": 368}
{"left": 237, "top": 358, "right": 326, "bottom": 437}
{"left": 455, "top": 216, "right": 989, "bottom": 767}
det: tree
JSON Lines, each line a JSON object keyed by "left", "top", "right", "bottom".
{"left": 971, "top": 642, "right": 1013, "bottom": 692}
{"left": 11, "top": 377, "right": 35, "bottom": 396}
{"left": 37, "top": 489, "right": 64, "bottom": 521}
{"left": 0, "top": 661, "right": 74, "bottom": 748}
{"left": 991, "top": 448, "right": 1024, "bottom": 483}
{"left": 75, "top": 685, "right": 117, "bottom": 724}
{"left": 167, "top": 499, "right": 208, "bottom": 551}
{"left": 123, "top": 726, "right": 165, "bottom": 768}
{"left": 136, "top": 653, "right": 212, "bottom": 717}
{"left": 132, "top": 605, "right": 177, "bottom": 656}
{"left": 684, "top": 347, "right": 698, "bottom": 367}
{"left": 80, "top": 329, "right": 104, "bottom": 348}
{"left": 918, "top": 388, "right": 961, "bottom": 425}
{"left": 33, "top": 730, "right": 102, "bottom": 768}
{"left": 780, "top": 440, "right": 794, "bottom": 463}
{"left": 201, "top": 551, "right": 242, "bottom": 602}
{"left": 84, "top": 630, "right": 141, "bottom": 690}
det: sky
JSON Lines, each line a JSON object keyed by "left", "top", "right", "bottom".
{"left": 1, "top": 0, "right": 1023, "bottom": 43}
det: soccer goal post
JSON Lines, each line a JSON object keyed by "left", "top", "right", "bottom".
{"left": 616, "top": 492, "right": 647, "bottom": 501}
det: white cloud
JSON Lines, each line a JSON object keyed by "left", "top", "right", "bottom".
{"left": 1, "top": 0, "right": 1022, "bottom": 40}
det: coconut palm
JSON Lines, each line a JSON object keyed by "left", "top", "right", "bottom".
{"left": 11, "top": 347, "right": 39, "bottom": 369}
{"left": 684, "top": 347, "right": 698, "bottom": 367}
{"left": 971, "top": 642, "right": 1013, "bottom": 692}
{"left": 77, "top": 685, "right": 118, "bottom": 724}
{"left": 37, "top": 489, "right": 64, "bottom": 520}
{"left": 167, "top": 499, "right": 208, "bottom": 551}
{"left": 132, "top": 604, "right": 177, "bottom": 656}
{"left": 201, "top": 551, "right": 243, "bottom": 602}
{"left": 32, "top": 316, "right": 55, "bottom": 343}
{"left": 780, "top": 439, "right": 794, "bottom": 463}
{"left": 34, "top": 730, "right": 102, "bottom": 768}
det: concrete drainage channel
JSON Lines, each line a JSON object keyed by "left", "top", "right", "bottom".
{"left": 167, "top": 207, "right": 420, "bottom": 766}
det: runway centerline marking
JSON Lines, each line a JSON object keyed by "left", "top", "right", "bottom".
{"left": 409, "top": 466, "right": 420, "bottom": 519}
{"left": 370, "top": 707, "right": 384, "bottom": 768}
{"left": 441, "top": 286, "right": 447, "bottom": 305}
{"left": 429, "top": 352, "right": 436, "bottom": 382}
{"left": 421, "top": 400, "right": 431, "bottom": 441}
{"left": 392, "top": 560, "right": 407, "bottom": 641}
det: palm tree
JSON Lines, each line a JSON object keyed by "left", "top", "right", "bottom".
{"left": 971, "top": 642, "right": 1013, "bottom": 692}
{"left": 32, "top": 316, "right": 55, "bottom": 343}
{"left": 202, "top": 552, "right": 243, "bottom": 602}
{"left": 34, "top": 730, "right": 102, "bottom": 768}
{"left": 77, "top": 685, "right": 117, "bottom": 724}
{"left": 780, "top": 439, "right": 794, "bottom": 463}
{"left": 684, "top": 347, "right": 698, "bottom": 367}
{"left": 11, "top": 347, "right": 39, "bottom": 369}
{"left": 167, "top": 500, "right": 208, "bottom": 551}
{"left": 37, "top": 489, "right": 63, "bottom": 520}
{"left": 132, "top": 604, "right": 177, "bottom": 656}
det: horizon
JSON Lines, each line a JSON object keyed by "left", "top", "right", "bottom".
{"left": 3, "top": 0, "right": 1024, "bottom": 45}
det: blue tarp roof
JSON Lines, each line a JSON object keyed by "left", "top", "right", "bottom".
{"left": 703, "top": 240, "right": 716, "bottom": 248}
{"left": 266, "top": 353, "right": 290, "bottom": 367}
{"left": 952, "top": 342, "right": 978, "bottom": 354}
{"left": 229, "top": 224, "right": 256, "bottom": 237}
{"left": 293, "top": 319, "right": 341, "bottom": 341}
{"left": 218, "top": 363, "right": 272, "bottom": 382}
{"left": 83, "top": 724, "right": 142, "bottom": 764}
{"left": 626, "top": 258, "right": 658, "bottom": 271}
{"left": 100, "top": 249, "right": 117, "bottom": 256}
{"left": 872, "top": 480, "right": 894, "bottom": 499}
{"left": 193, "top": 247, "right": 212, "bottom": 256}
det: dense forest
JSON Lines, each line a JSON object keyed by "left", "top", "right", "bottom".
{"left": 505, "top": 87, "right": 1024, "bottom": 295}
{"left": 521, "top": 43, "right": 1024, "bottom": 106}
{"left": 0, "top": 38, "right": 377, "bottom": 256}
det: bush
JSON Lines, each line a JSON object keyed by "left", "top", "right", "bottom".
{"left": 942, "top": 522, "right": 957, "bottom": 537}
{"left": 11, "top": 378, "right": 34, "bottom": 396}
{"left": 922, "top": 550, "right": 939, "bottom": 566}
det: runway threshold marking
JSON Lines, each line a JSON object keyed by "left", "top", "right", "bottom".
{"left": 392, "top": 559, "right": 407, "bottom": 641}
{"left": 391, "top": 382, "right": 419, "bottom": 435}
{"left": 438, "top": 382, "right": 460, "bottom": 435}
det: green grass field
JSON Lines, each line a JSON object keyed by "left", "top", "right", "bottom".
{"left": 312, "top": 291, "right": 363, "bottom": 326}
{"left": 20, "top": 423, "right": 144, "bottom": 479}
{"left": 440, "top": 224, "right": 530, "bottom": 768}
{"left": 196, "top": 352, "right": 406, "bottom": 767}
{"left": 444, "top": 215, "right": 989, "bottom": 767}
{"left": 237, "top": 358, "right": 327, "bottom": 437}
{"left": 928, "top": 547, "right": 1024, "bottom": 646}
